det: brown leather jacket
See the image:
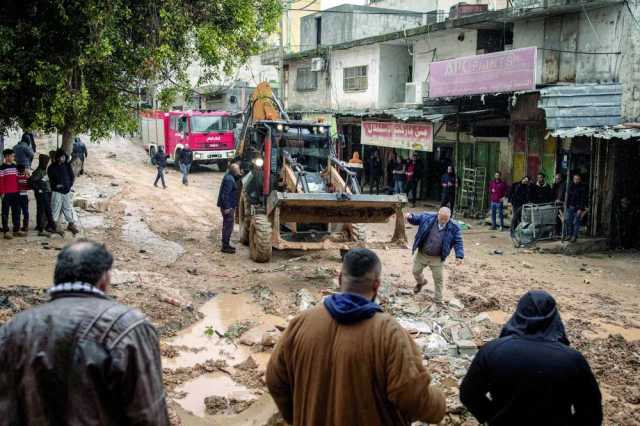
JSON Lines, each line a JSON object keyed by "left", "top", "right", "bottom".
{"left": 0, "top": 291, "right": 169, "bottom": 425}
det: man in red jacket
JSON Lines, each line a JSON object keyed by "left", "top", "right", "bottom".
{"left": 488, "top": 171, "right": 508, "bottom": 231}
{"left": 0, "top": 149, "right": 23, "bottom": 239}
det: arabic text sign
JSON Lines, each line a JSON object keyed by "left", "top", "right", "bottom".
{"left": 429, "top": 47, "right": 537, "bottom": 98}
{"left": 361, "top": 121, "right": 433, "bottom": 152}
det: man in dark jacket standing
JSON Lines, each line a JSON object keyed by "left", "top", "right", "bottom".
{"left": 179, "top": 144, "right": 193, "bottom": 186}
{"left": 460, "top": 290, "right": 602, "bottom": 426}
{"left": 367, "top": 150, "right": 383, "bottom": 195}
{"left": 565, "top": 174, "right": 588, "bottom": 242}
{"left": 0, "top": 239, "right": 170, "bottom": 425}
{"left": 153, "top": 147, "right": 168, "bottom": 189}
{"left": 266, "top": 248, "right": 446, "bottom": 426}
{"left": 407, "top": 207, "right": 464, "bottom": 305}
{"left": 48, "top": 149, "right": 79, "bottom": 235}
{"left": 29, "top": 154, "right": 57, "bottom": 237}
{"left": 71, "top": 136, "right": 88, "bottom": 176}
{"left": 531, "top": 172, "right": 552, "bottom": 204}
{"left": 217, "top": 162, "right": 241, "bottom": 253}
{"left": 13, "top": 134, "right": 34, "bottom": 170}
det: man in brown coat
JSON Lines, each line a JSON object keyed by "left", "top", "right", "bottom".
{"left": 266, "top": 248, "right": 446, "bottom": 425}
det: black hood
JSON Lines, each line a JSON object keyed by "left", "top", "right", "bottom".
{"left": 500, "top": 290, "right": 569, "bottom": 345}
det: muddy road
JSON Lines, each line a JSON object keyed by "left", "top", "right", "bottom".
{"left": 1, "top": 135, "right": 639, "bottom": 425}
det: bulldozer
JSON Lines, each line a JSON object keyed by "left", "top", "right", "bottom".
{"left": 235, "top": 82, "right": 407, "bottom": 262}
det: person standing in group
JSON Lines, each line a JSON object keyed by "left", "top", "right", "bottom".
{"left": 488, "top": 171, "right": 508, "bottom": 231}
{"left": 153, "top": 147, "right": 168, "bottom": 189}
{"left": 460, "top": 290, "right": 602, "bottom": 426}
{"left": 0, "top": 239, "right": 170, "bottom": 425}
{"left": 441, "top": 165, "right": 458, "bottom": 212}
{"left": 565, "top": 174, "right": 588, "bottom": 242}
{"left": 16, "top": 165, "right": 30, "bottom": 233}
{"left": 28, "top": 154, "right": 57, "bottom": 237}
{"left": 367, "top": 150, "right": 383, "bottom": 195}
{"left": 48, "top": 149, "right": 80, "bottom": 236}
{"left": 217, "top": 163, "right": 241, "bottom": 254}
{"left": 406, "top": 153, "right": 423, "bottom": 207}
{"left": 407, "top": 207, "right": 464, "bottom": 305}
{"left": 508, "top": 176, "right": 532, "bottom": 232}
{"left": 386, "top": 154, "right": 396, "bottom": 193}
{"left": 266, "top": 248, "right": 446, "bottom": 426}
{"left": 531, "top": 172, "right": 552, "bottom": 204}
{"left": 13, "top": 133, "right": 34, "bottom": 170}
{"left": 23, "top": 131, "right": 37, "bottom": 153}
{"left": 392, "top": 157, "right": 406, "bottom": 194}
{"left": 71, "top": 136, "right": 88, "bottom": 176}
{"left": 179, "top": 144, "right": 193, "bottom": 186}
{"left": 0, "top": 149, "right": 23, "bottom": 239}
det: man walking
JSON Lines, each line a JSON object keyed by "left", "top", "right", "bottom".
{"left": 460, "top": 290, "right": 602, "bottom": 426}
{"left": 0, "top": 239, "right": 170, "bottom": 425}
{"left": 217, "top": 162, "right": 241, "bottom": 253}
{"left": 565, "top": 174, "right": 588, "bottom": 242}
{"left": 153, "top": 147, "right": 168, "bottom": 189}
{"left": 179, "top": 144, "right": 193, "bottom": 185}
{"left": 13, "top": 133, "right": 35, "bottom": 170}
{"left": 0, "top": 149, "right": 23, "bottom": 239}
{"left": 368, "top": 150, "right": 383, "bottom": 195}
{"left": 71, "top": 136, "right": 88, "bottom": 176}
{"left": 48, "top": 149, "right": 80, "bottom": 235}
{"left": 488, "top": 171, "right": 508, "bottom": 231}
{"left": 266, "top": 248, "right": 445, "bottom": 426}
{"left": 28, "top": 154, "right": 57, "bottom": 237}
{"left": 407, "top": 207, "right": 464, "bottom": 305}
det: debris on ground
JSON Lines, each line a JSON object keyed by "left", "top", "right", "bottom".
{"left": 225, "top": 320, "right": 254, "bottom": 339}
{"left": 296, "top": 289, "right": 317, "bottom": 312}
{"left": 234, "top": 356, "right": 258, "bottom": 371}
{"left": 204, "top": 395, "right": 255, "bottom": 415}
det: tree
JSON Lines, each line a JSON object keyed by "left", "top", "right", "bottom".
{"left": 0, "top": 0, "right": 281, "bottom": 152}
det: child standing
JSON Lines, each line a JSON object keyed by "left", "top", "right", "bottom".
{"left": 16, "top": 165, "right": 30, "bottom": 232}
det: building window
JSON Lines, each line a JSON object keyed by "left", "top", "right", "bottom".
{"left": 343, "top": 66, "right": 368, "bottom": 92}
{"left": 295, "top": 67, "right": 318, "bottom": 92}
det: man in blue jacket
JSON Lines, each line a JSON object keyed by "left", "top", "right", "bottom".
{"left": 406, "top": 207, "right": 464, "bottom": 304}
{"left": 217, "top": 163, "right": 241, "bottom": 253}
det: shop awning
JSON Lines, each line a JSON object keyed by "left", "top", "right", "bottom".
{"left": 335, "top": 107, "right": 441, "bottom": 122}
{"left": 539, "top": 84, "right": 622, "bottom": 130}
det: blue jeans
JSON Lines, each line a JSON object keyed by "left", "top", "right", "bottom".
{"left": 565, "top": 207, "right": 581, "bottom": 239}
{"left": 179, "top": 163, "right": 191, "bottom": 184}
{"left": 491, "top": 202, "right": 504, "bottom": 228}
{"left": 393, "top": 176, "right": 405, "bottom": 194}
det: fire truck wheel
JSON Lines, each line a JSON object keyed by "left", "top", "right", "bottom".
{"left": 249, "top": 214, "right": 272, "bottom": 263}
{"left": 239, "top": 195, "right": 250, "bottom": 246}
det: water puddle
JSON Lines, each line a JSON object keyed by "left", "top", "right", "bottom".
{"left": 122, "top": 203, "right": 184, "bottom": 264}
{"left": 175, "top": 374, "right": 257, "bottom": 417}
{"left": 163, "top": 293, "right": 286, "bottom": 369}
{"left": 584, "top": 323, "right": 640, "bottom": 341}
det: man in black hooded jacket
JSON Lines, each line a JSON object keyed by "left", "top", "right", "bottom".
{"left": 459, "top": 290, "right": 602, "bottom": 426}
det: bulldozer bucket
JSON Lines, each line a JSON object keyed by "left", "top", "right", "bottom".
{"left": 267, "top": 192, "right": 408, "bottom": 246}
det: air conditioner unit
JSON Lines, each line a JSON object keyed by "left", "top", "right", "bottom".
{"left": 310, "top": 57, "right": 324, "bottom": 72}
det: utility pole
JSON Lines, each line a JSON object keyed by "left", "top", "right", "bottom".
{"left": 279, "top": 2, "right": 286, "bottom": 103}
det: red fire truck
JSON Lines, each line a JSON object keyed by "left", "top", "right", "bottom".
{"left": 140, "top": 110, "right": 236, "bottom": 169}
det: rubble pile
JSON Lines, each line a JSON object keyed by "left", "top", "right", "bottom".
{"left": 0, "top": 286, "right": 48, "bottom": 326}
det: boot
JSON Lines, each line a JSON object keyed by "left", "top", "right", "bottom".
{"left": 38, "top": 230, "right": 52, "bottom": 238}
{"left": 67, "top": 223, "right": 80, "bottom": 235}
{"left": 13, "top": 230, "right": 26, "bottom": 237}
{"left": 21, "top": 225, "right": 28, "bottom": 232}
{"left": 54, "top": 227, "right": 65, "bottom": 237}
{"left": 221, "top": 245, "right": 236, "bottom": 254}
{"left": 3, "top": 232, "right": 12, "bottom": 240}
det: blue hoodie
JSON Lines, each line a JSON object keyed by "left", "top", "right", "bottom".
{"left": 323, "top": 293, "right": 382, "bottom": 325}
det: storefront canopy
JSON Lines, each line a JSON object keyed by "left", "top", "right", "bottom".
{"left": 547, "top": 126, "right": 640, "bottom": 140}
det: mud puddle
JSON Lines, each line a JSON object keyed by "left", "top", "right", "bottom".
{"left": 164, "top": 293, "right": 285, "bottom": 369}
{"left": 584, "top": 322, "right": 640, "bottom": 341}
{"left": 481, "top": 310, "right": 509, "bottom": 325}
{"left": 122, "top": 203, "right": 184, "bottom": 264}
{"left": 176, "top": 373, "right": 257, "bottom": 417}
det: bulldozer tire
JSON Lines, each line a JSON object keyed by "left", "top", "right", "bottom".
{"left": 238, "top": 195, "right": 250, "bottom": 246}
{"left": 250, "top": 214, "right": 272, "bottom": 263}
{"left": 351, "top": 223, "right": 367, "bottom": 242}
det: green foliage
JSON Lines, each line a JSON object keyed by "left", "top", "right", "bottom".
{"left": 0, "top": 0, "right": 281, "bottom": 145}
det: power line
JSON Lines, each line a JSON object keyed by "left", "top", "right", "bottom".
{"left": 537, "top": 47, "right": 621, "bottom": 55}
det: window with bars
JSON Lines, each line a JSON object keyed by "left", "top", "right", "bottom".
{"left": 295, "top": 67, "right": 318, "bottom": 92}
{"left": 343, "top": 65, "right": 368, "bottom": 92}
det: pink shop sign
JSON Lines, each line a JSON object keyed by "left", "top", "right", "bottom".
{"left": 361, "top": 121, "right": 433, "bottom": 152}
{"left": 428, "top": 47, "right": 537, "bottom": 98}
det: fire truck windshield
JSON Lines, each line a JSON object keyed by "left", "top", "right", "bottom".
{"left": 190, "top": 116, "right": 233, "bottom": 133}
